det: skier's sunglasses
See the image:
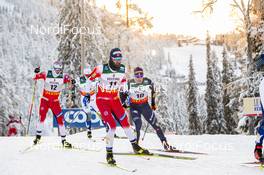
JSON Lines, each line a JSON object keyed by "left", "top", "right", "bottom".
{"left": 54, "top": 68, "right": 62, "bottom": 73}
{"left": 134, "top": 72, "right": 144, "bottom": 78}
{"left": 112, "top": 56, "right": 122, "bottom": 61}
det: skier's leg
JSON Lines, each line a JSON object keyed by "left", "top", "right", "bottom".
{"left": 255, "top": 102, "right": 264, "bottom": 160}
{"left": 7, "top": 128, "right": 12, "bottom": 136}
{"left": 12, "top": 128, "right": 17, "bottom": 136}
{"left": 255, "top": 80, "right": 264, "bottom": 160}
{"left": 141, "top": 103, "right": 167, "bottom": 142}
{"left": 34, "top": 98, "right": 49, "bottom": 144}
{"left": 141, "top": 103, "right": 173, "bottom": 150}
{"left": 86, "top": 113, "right": 92, "bottom": 138}
{"left": 96, "top": 98, "right": 117, "bottom": 164}
{"left": 51, "top": 99, "right": 72, "bottom": 148}
{"left": 81, "top": 96, "right": 92, "bottom": 138}
{"left": 130, "top": 106, "right": 142, "bottom": 143}
{"left": 96, "top": 98, "right": 116, "bottom": 130}
{"left": 110, "top": 98, "right": 136, "bottom": 142}
{"left": 111, "top": 98, "right": 149, "bottom": 154}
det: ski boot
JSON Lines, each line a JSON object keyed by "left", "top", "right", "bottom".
{"left": 33, "top": 135, "right": 41, "bottom": 145}
{"left": 132, "top": 142, "right": 150, "bottom": 154}
{"left": 62, "top": 140, "right": 72, "bottom": 149}
{"left": 87, "top": 129, "right": 92, "bottom": 139}
{"left": 106, "top": 150, "right": 116, "bottom": 165}
{"left": 114, "top": 134, "right": 120, "bottom": 138}
{"left": 254, "top": 143, "right": 263, "bottom": 161}
{"left": 162, "top": 141, "right": 176, "bottom": 151}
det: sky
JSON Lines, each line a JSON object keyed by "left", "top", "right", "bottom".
{"left": 96, "top": 0, "right": 238, "bottom": 39}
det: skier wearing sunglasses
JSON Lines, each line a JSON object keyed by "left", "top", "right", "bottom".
{"left": 124, "top": 67, "right": 175, "bottom": 151}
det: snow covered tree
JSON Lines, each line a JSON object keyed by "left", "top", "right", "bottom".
{"left": 222, "top": 46, "right": 237, "bottom": 134}
{"left": 57, "top": 0, "right": 83, "bottom": 109}
{"left": 155, "top": 83, "right": 171, "bottom": 133}
{"left": 0, "top": 0, "right": 58, "bottom": 135}
{"left": 251, "top": 0, "right": 264, "bottom": 65}
{"left": 197, "top": 94, "right": 207, "bottom": 133}
{"left": 57, "top": 0, "right": 82, "bottom": 76}
{"left": 204, "top": 32, "right": 215, "bottom": 133}
{"left": 187, "top": 55, "right": 201, "bottom": 134}
{"left": 57, "top": 0, "right": 107, "bottom": 108}
{"left": 205, "top": 32, "right": 226, "bottom": 134}
{"left": 204, "top": 52, "right": 218, "bottom": 134}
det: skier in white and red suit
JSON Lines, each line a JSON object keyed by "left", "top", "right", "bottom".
{"left": 6, "top": 115, "right": 22, "bottom": 136}
{"left": 86, "top": 48, "right": 149, "bottom": 165}
{"left": 32, "top": 61, "right": 72, "bottom": 148}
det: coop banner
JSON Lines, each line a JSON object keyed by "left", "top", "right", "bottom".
{"left": 53, "top": 108, "right": 105, "bottom": 128}
{"left": 243, "top": 97, "right": 262, "bottom": 117}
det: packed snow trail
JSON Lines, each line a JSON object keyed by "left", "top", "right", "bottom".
{"left": 0, "top": 128, "right": 262, "bottom": 175}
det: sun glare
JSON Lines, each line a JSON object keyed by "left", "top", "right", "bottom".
{"left": 95, "top": 0, "right": 237, "bottom": 39}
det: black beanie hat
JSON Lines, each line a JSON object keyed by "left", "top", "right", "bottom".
{"left": 110, "top": 48, "right": 122, "bottom": 59}
{"left": 134, "top": 67, "right": 143, "bottom": 74}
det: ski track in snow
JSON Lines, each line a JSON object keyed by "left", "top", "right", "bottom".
{"left": 0, "top": 128, "right": 262, "bottom": 175}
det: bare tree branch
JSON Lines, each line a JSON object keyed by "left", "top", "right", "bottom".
{"left": 193, "top": 0, "right": 218, "bottom": 15}
{"left": 232, "top": 0, "right": 246, "bottom": 17}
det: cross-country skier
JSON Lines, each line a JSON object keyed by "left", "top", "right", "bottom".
{"left": 255, "top": 77, "right": 264, "bottom": 161}
{"left": 85, "top": 48, "right": 149, "bottom": 165}
{"left": 122, "top": 67, "right": 174, "bottom": 150}
{"left": 6, "top": 115, "right": 23, "bottom": 136}
{"left": 33, "top": 61, "right": 72, "bottom": 148}
{"left": 78, "top": 66, "right": 95, "bottom": 138}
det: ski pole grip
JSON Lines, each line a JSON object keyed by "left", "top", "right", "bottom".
{"left": 34, "top": 67, "right": 40, "bottom": 73}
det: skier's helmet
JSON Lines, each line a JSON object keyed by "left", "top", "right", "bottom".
{"left": 53, "top": 61, "right": 63, "bottom": 76}
{"left": 109, "top": 48, "right": 122, "bottom": 71}
{"left": 8, "top": 114, "right": 15, "bottom": 120}
{"left": 134, "top": 67, "right": 144, "bottom": 78}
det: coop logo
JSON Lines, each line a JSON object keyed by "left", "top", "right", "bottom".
{"left": 64, "top": 111, "right": 87, "bottom": 123}
{"left": 53, "top": 108, "right": 104, "bottom": 128}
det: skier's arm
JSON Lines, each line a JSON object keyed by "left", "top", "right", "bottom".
{"left": 62, "top": 74, "right": 74, "bottom": 91}
{"left": 34, "top": 72, "right": 46, "bottom": 80}
{"left": 87, "top": 66, "right": 102, "bottom": 81}
{"left": 63, "top": 74, "right": 71, "bottom": 84}
{"left": 78, "top": 84, "right": 95, "bottom": 97}
{"left": 150, "top": 80, "right": 157, "bottom": 110}
{"left": 6, "top": 121, "right": 11, "bottom": 127}
{"left": 119, "top": 69, "right": 128, "bottom": 92}
{"left": 120, "top": 81, "right": 130, "bottom": 108}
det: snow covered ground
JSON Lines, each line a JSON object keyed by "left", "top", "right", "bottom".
{"left": 0, "top": 128, "right": 262, "bottom": 175}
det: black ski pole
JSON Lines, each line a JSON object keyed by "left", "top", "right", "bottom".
{"left": 141, "top": 122, "right": 150, "bottom": 141}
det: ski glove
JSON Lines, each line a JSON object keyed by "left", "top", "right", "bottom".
{"left": 71, "top": 79, "right": 76, "bottom": 84}
{"left": 34, "top": 67, "right": 40, "bottom": 73}
{"left": 83, "top": 94, "right": 90, "bottom": 104}
{"left": 82, "top": 94, "right": 90, "bottom": 107}
{"left": 151, "top": 104, "right": 157, "bottom": 111}
{"left": 122, "top": 103, "right": 130, "bottom": 109}
{"left": 254, "top": 143, "right": 263, "bottom": 160}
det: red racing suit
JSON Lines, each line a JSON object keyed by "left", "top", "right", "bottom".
{"left": 87, "top": 64, "right": 130, "bottom": 129}
{"left": 6, "top": 119, "right": 21, "bottom": 136}
{"left": 34, "top": 70, "right": 70, "bottom": 125}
